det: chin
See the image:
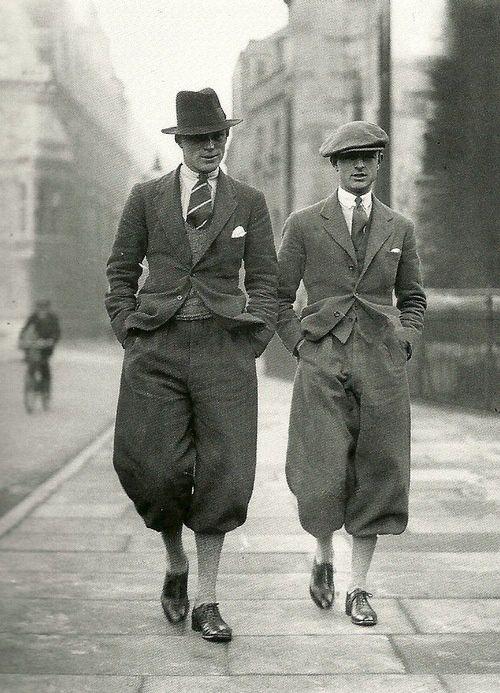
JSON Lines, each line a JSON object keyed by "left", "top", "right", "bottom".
{"left": 350, "top": 183, "right": 370, "bottom": 194}
{"left": 200, "top": 161, "right": 219, "bottom": 172}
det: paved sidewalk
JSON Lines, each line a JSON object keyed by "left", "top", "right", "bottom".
{"left": 0, "top": 371, "right": 499, "bottom": 692}
{"left": 0, "top": 340, "right": 122, "bottom": 517}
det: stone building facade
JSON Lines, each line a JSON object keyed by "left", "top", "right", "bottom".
{"left": 0, "top": 0, "right": 133, "bottom": 338}
{"left": 226, "top": 0, "right": 391, "bottom": 252}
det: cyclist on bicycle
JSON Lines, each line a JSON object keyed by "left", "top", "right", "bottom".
{"left": 18, "top": 299, "right": 61, "bottom": 397}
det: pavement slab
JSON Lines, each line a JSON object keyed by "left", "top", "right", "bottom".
{"left": 0, "top": 633, "right": 230, "bottom": 675}
{"left": 0, "top": 675, "right": 142, "bottom": 693}
{"left": 402, "top": 599, "right": 500, "bottom": 633}
{"left": 0, "top": 532, "right": 128, "bottom": 552}
{"left": 0, "top": 550, "right": 310, "bottom": 575}
{"left": 227, "top": 635, "right": 404, "bottom": 674}
{"left": 367, "top": 569, "right": 500, "bottom": 598}
{"left": 141, "top": 674, "right": 446, "bottom": 692}
{"left": 392, "top": 634, "right": 500, "bottom": 674}
{"left": 31, "top": 502, "right": 130, "bottom": 519}
{"left": 371, "top": 551, "right": 500, "bottom": 573}
{"left": 408, "top": 515, "right": 500, "bottom": 534}
{"left": 13, "top": 516, "right": 144, "bottom": 535}
{"left": 443, "top": 674, "right": 500, "bottom": 692}
{"left": 376, "top": 533, "right": 500, "bottom": 553}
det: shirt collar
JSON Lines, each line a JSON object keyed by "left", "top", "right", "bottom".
{"left": 338, "top": 186, "right": 372, "bottom": 209}
{"left": 180, "top": 163, "right": 219, "bottom": 184}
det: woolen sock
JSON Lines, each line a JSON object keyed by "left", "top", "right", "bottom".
{"left": 194, "top": 531, "right": 225, "bottom": 606}
{"left": 315, "top": 534, "right": 335, "bottom": 565}
{"left": 349, "top": 535, "right": 377, "bottom": 592}
{"left": 161, "top": 526, "right": 189, "bottom": 574}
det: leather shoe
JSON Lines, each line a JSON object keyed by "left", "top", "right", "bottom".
{"left": 309, "top": 558, "right": 334, "bottom": 609}
{"left": 345, "top": 588, "right": 377, "bottom": 626}
{"left": 191, "top": 603, "right": 232, "bottom": 642}
{"left": 160, "top": 567, "right": 189, "bottom": 624}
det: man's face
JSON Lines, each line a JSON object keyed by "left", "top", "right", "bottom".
{"left": 177, "top": 130, "right": 227, "bottom": 174}
{"left": 335, "top": 151, "right": 380, "bottom": 195}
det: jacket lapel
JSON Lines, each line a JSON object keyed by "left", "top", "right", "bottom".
{"left": 195, "top": 169, "right": 237, "bottom": 265}
{"left": 360, "top": 196, "right": 394, "bottom": 276}
{"left": 320, "top": 193, "right": 357, "bottom": 263}
{"left": 153, "top": 166, "right": 192, "bottom": 266}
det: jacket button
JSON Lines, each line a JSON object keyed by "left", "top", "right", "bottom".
{"left": 349, "top": 265, "right": 355, "bottom": 271}
{"left": 176, "top": 295, "right": 183, "bottom": 300}
{"left": 334, "top": 311, "right": 340, "bottom": 317}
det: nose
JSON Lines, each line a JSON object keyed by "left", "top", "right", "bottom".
{"left": 204, "top": 137, "right": 216, "bottom": 150}
{"left": 354, "top": 158, "right": 365, "bottom": 169}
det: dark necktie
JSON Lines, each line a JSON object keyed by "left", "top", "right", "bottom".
{"left": 351, "top": 196, "right": 369, "bottom": 251}
{"left": 186, "top": 173, "right": 212, "bottom": 229}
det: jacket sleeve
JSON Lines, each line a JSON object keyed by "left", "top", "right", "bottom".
{"left": 243, "top": 191, "right": 278, "bottom": 356}
{"left": 395, "top": 221, "right": 427, "bottom": 346}
{"left": 276, "top": 213, "right": 306, "bottom": 354}
{"left": 105, "top": 184, "right": 148, "bottom": 344}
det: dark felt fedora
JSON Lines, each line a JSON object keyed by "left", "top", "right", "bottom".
{"left": 161, "top": 88, "right": 242, "bottom": 135}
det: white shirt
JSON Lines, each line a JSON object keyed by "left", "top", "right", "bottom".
{"left": 179, "top": 164, "right": 218, "bottom": 220}
{"left": 337, "top": 187, "right": 372, "bottom": 234}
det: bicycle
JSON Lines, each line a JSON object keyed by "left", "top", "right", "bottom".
{"left": 18, "top": 338, "right": 54, "bottom": 414}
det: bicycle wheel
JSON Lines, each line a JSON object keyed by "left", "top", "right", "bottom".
{"left": 23, "top": 371, "right": 36, "bottom": 413}
{"left": 42, "top": 389, "right": 51, "bottom": 411}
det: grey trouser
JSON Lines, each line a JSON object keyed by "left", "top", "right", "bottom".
{"left": 286, "top": 326, "right": 410, "bottom": 537}
{"left": 113, "top": 319, "right": 258, "bottom": 534}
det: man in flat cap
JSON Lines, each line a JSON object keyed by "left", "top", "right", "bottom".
{"left": 277, "top": 121, "right": 426, "bottom": 625}
{"left": 106, "top": 88, "right": 277, "bottom": 642}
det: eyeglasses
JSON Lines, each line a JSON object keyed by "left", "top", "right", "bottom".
{"left": 183, "top": 131, "right": 228, "bottom": 144}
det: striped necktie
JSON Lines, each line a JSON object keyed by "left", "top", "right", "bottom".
{"left": 351, "top": 196, "right": 369, "bottom": 251}
{"left": 186, "top": 173, "right": 212, "bottom": 230}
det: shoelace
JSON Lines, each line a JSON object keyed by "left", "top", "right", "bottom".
{"left": 201, "top": 603, "right": 227, "bottom": 630}
{"left": 355, "top": 590, "right": 373, "bottom": 606}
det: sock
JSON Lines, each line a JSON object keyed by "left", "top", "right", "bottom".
{"left": 194, "top": 532, "right": 225, "bottom": 606}
{"left": 161, "top": 526, "right": 188, "bottom": 574}
{"left": 349, "top": 535, "right": 377, "bottom": 592}
{"left": 315, "top": 534, "right": 335, "bottom": 565}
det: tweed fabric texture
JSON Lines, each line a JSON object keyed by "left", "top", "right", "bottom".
{"left": 288, "top": 326, "right": 411, "bottom": 538}
{"left": 114, "top": 320, "right": 258, "bottom": 534}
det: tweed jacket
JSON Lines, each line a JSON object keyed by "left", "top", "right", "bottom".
{"left": 277, "top": 192, "right": 426, "bottom": 353}
{"left": 106, "top": 167, "right": 278, "bottom": 355}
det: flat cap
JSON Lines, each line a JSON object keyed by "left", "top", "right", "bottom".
{"left": 320, "top": 121, "right": 389, "bottom": 158}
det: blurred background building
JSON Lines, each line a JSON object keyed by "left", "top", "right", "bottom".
{"left": 0, "top": 0, "right": 139, "bottom": 337}
{"left": 226, "top": 0, "right": 391, "bottom": 251}
{"left": 227, "top": 0, "right": 499, "bottom": 410}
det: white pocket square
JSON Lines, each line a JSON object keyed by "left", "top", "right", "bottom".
{"left": 390, "top": 248, "right": 401, "bottom": 254}
{"left": 231, "top": 226, "right": 246, "bottom": 238}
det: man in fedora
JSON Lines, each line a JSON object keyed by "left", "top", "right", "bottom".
{"left": 277, "top": 121, "right": 426, "bottom": 625}
{"left": 106, "top": 88, "right": 277, "bottom": 642}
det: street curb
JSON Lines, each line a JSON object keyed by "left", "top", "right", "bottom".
{"left": 0, "top": 425, "right": 114, "bottom": 538}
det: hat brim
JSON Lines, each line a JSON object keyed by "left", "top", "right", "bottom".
{"left": 161, "top": 118, "right": 242, "bottom": 135}
{"left": 325, "top": 145, "right": 385, "bottom": 158}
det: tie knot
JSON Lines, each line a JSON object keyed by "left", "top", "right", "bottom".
{"left": 355, "top": 196, "right": 363, "bottom": 208}
{"left": 198, "top": 173, "right": 208, "bottom": 183}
